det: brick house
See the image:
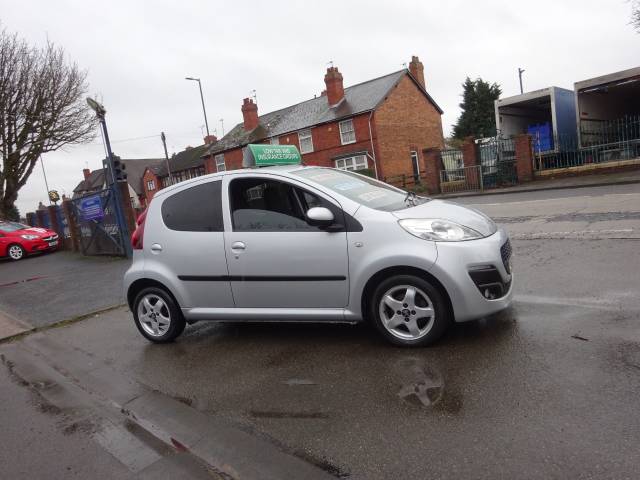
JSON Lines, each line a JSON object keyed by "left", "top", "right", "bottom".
{"left": 140, "top": 56, "right": 444, "bottom": 202}
{"left": 141, "top": 140, "right": 216, "bottom": 204}
{"left": 201, "top": 56, "right": 443, "bottom": 181}
{"left": 73, "top": 158, "right": 163, "bottom": 209}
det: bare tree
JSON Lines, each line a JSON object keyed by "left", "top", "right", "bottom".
{"left": 634, "top": 1, "right": 640, "bottom": 31}
{"left": 0, "top": 27, "right": 96, "bottom": 218}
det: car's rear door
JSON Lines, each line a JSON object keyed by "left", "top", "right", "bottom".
{"left": 143, "top": 178, "right": 234, "bottom": 309}
{"left": 222, "top": 173, "right": 349, "bottom": 309}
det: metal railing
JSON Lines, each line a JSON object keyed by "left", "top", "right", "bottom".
{"left": 440, "top": 165, "right": 483, "bottom": 193}
{"left": 535, "top": 115, "right": 640, "bottom": 171}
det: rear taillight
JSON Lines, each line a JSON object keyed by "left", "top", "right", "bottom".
{"left": 131, "top": 208, "right": 147, "bottom": 250}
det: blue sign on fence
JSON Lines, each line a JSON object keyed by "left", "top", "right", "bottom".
{"left": 81, "top": 195, "right": 104, "bottom": 221}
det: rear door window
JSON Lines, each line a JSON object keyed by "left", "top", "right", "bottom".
{"left": 161, "top": 181, "right": 223, "bottom": 232}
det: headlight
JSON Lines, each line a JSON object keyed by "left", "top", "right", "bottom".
{"left": 399, "top": 219, "right": 482, "bottom": 242}
{"left": 21, "top": 234, "right": 39, "bottom": 240}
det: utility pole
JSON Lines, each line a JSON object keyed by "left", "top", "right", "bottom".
{"left": 518, "top": 67, "right": 525, "bottom": 94}
{"left": 220, "top": 118, "right": 225, "bottom": 136}
{"left": 39, "top": 156, "right": 51, "bottom": 205}
{"left": 160, "top": 132, "right": 172, "bottom": 186}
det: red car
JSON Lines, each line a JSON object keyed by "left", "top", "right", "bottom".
{"left": 0, "top": 221, "right": 59, "bottom": 261}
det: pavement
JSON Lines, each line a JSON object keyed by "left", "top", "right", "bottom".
{"left": 436, "top": 167, "right": 640, "bottom": 199}
{"left": 0, "top": 250, "right": 129, "bottom": 333}
{"left": 1, "top": 182, "right": 639, "bottom": 478}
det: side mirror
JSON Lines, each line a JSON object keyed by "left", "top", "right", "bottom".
{"left": 306, "top": 207, "right": 334, "bottom": 227}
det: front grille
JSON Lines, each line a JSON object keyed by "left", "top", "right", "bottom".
{"left": 500, "top": 239, "right": 512, "bottom": 274}
{"left": 42, "top": 234, "right": 58, "bottom": 241}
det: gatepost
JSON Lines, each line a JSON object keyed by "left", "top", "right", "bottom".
{"left": 461, "top": 136, "right": 480, "bottom": 167}
{"left": 62, "top": 199, "right": 80, "bottom": 252}
{"left": 422, "top": 147, "right": 443, "bottom": 195}
{"left": 35, "top": 209, "right": 46, "bottom": 227}
{"left": 514, "top": 134, "right": 534, "bottom": 182}
{"left": 118, "top": 182, "right": 137, "bottom": 235}
{"left": 47, "top": 205, "right": 63, "bottom": 249}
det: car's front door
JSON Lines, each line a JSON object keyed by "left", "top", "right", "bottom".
{"left": 223, "top": 174, "right": 349, "bottom": 309}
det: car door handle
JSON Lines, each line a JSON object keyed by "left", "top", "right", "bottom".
{"left": 150, "top": 243, "right": 163, "bottom": 253}
{"left": 231, "top": 241, "right": 246, "bottom": 251}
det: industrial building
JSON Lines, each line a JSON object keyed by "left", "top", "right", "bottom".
{"left": 574, "top": 66, "right": 640, "bottom": 150}
{"left": 494, "top": 87, "right": 577, "bottom": 153}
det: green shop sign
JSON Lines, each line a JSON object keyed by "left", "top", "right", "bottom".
{"left": 243, "top": 144, "right": 302, "bottom": 167}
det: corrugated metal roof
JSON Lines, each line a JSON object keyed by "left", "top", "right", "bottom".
{"left": 205, "top": 69, "right": 442, "bottom": 156}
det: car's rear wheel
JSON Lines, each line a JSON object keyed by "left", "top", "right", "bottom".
{"left": 369, "top": 274, "right": 450, "bottom": 347}
{"left": 7, "top": 244, "right": 25, "bottom": 261}
{"left": 133, "top": 287, "right": 185, "bottom": 343}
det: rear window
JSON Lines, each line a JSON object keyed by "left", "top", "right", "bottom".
{"left": 161, "top": 181, "right": 223, "bottom": 232}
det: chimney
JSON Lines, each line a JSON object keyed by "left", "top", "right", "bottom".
{"left": 241, "top": 98, "right": 259, "bottom": 131}
{"left": 324, "top": 67, "right": 344, "bottom": 106}
{"left": 83, "top": 168, "right": 91, "bottom": 180}
{"left": 408, "top": 56, "right": 425, "bottom": 89}
{"left": 204, "top": 134, "right": 217, "bottom": 144}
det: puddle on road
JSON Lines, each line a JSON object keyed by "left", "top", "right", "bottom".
{"left": 394, "top": 357, "right": 444, "bottom": 408}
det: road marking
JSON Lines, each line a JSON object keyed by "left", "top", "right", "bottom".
{"left": 511, "top": 228, "right": 635, "bottom": 240}
{"left": 0, "top": 275, "right": 48, "bottom": 288}
{"left": 469, "top": 192, "right": 640, "bottom": 207}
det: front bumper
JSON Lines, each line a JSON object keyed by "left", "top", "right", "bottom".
{"left": 25, "top": 235, "right": 60, "bottom": 253}
{"left": 431, "top": 228, "right": 513, "bottom": 322}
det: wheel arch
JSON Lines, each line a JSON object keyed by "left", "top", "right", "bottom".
{"left": 127, "top": 278, "right": 181, "bottom": 311}
{"left": 360, "top": 266, "right": 454, "bottom": 323}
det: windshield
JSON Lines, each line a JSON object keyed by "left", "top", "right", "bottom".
{"left": 294, "top": 168, "right": 429, "bottom": 211}
{"left": 0, "top": 221, "right": 29, "bottom": 232}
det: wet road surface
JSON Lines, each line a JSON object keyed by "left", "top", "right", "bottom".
{"left": 1, "top": 182, "right": 639, "bottom": 478}
{"left": 0, "top": 251, "right": 128, "bottom": 328}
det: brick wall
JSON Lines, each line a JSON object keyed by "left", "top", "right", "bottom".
{"left": 374, "top": 74, "right": 444, "bottom": 180}
{"left": 212, "top": 113, "right": 375, "bottom": 172}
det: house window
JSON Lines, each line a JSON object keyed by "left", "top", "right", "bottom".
{"left": 339, "top": 119, "right": 356, "bottom": 145}
{"left": 298, "top": 129, "right": 313, "bottom": 154}
{"left": 146, "top": 180, "right": 155, "bottom": 191}
{"left": 335, "top": 155, "right": 368, "bottom": 171}
{"left": 270, "top": 137, "right": 279, "bottom": 145}
{"left": 215, "top": 154, "right": 225, "bottom": 172}
{"left": 410, "top": 150, "right": 420, "bottom": 177}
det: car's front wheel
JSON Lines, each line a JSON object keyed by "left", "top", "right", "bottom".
{"left": 369, "top": 274, "right": 450, "bottom": 347}
{"left": 7, "top": 244, "right": 25, "bottom": 261}
{"left": 132, "top": 287, "right": 186, "bottom": 343}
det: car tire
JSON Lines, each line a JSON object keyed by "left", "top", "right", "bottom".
{"left": 132, "top": 287, "right": 186, "bottom": 343}
{"left": 369, "top": 274, "right": 450, "bottom": 347}
{"left": 7, "top": 244, "right": 25, "bottom": 261}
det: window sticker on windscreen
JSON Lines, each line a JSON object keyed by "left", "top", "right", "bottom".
{"left": 333, "top": 180, "right": 365, "bottom": 191}
{"left": 358, "top": 190, "right": 388, "bottom": 202}
{"left": 305, "top": 172, "right": 342, "bottom": 182}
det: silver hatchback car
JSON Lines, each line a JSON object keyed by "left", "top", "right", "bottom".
{"left": 125, "top": 165, "right": 513, "bottom": 347}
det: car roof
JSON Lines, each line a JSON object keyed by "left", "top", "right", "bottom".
{"left": 151, "top": 164, "right": 325, "bottom": 199}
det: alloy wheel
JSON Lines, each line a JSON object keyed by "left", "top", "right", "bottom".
{"left": 378, "top": 284, "right": 435, "bottom": 340}
{"left": 137, "top": 294, "right": 171, "bottom": 337}
{"left": 8, "top": 245, "right": 24, "bottom": 260}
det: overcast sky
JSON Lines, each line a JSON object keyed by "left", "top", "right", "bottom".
{"left": 2, "top": 0, "right": 639, "bottom": 214}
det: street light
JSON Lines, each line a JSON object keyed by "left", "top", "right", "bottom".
{"left": 86, "top": 96, "right": 132, "bottom": 257}
{"left": 185, "top": 77, "right": 210, "bottom": 137}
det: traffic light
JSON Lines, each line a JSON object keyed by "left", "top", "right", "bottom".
{"left": 113, "top": 156, "right": 127, "bottom": 182}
